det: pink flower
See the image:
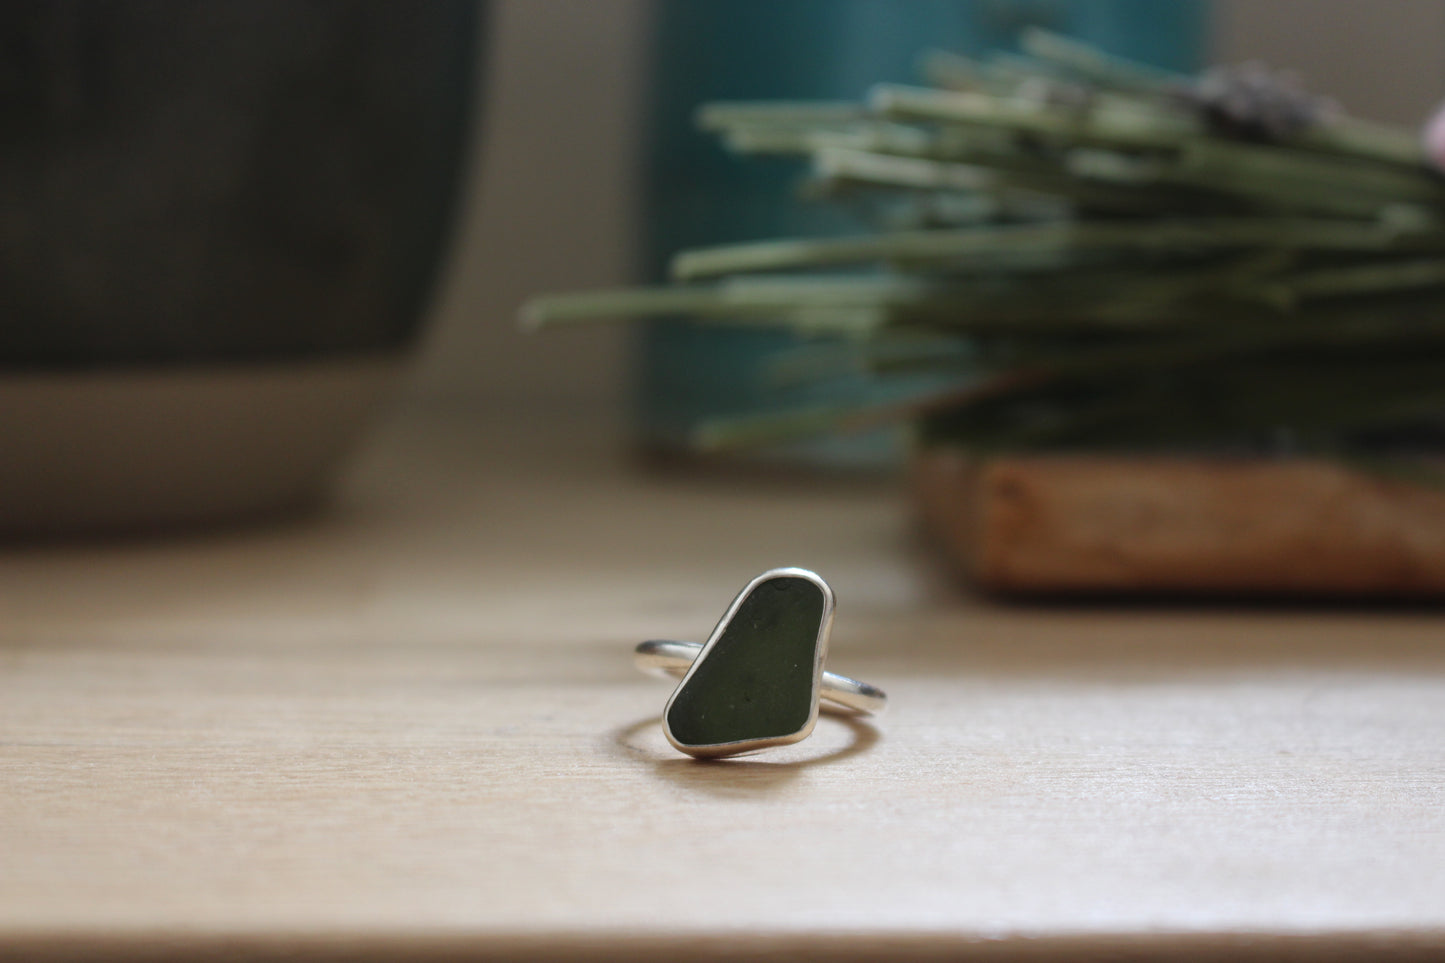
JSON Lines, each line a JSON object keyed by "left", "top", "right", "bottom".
{"left": 1422, "top": 101, "right": 1445, "bottom": 172}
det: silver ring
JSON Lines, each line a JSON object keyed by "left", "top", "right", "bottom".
{"left": 634, "top": 640, "right": 888, "bottom": 715}
{"left": 633, "top": 567, "right": 886, "bottom": 758}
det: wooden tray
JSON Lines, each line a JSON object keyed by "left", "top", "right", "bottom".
{"left": 913, "top": 448, "right": 1445, "bottom": 596}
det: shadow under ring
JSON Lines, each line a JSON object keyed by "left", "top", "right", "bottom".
{"left": 614, "top": 711, "right": 880, "bottom": 768}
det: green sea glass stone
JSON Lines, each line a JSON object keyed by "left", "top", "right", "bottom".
{"left": 666, "top": 574, "right": 826, "bottom": 749}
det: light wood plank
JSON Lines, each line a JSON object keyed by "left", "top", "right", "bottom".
{"left": 2, "top": 411, "right": 1443, "bottom": 959}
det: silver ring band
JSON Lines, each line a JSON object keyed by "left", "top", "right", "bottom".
{"left": 635, "top": 639, "right": 886, "bottom": 716}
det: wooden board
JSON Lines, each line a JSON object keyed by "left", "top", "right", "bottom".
{"left": 914, "top": 448, "right": 1445, "bottom": 596}
{"left": 3, "top": 412, "right": 1444, "bottom": 960}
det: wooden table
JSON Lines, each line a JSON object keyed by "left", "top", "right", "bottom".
{"left": 3, "top": 411, "right": 1443, "bottom": 961}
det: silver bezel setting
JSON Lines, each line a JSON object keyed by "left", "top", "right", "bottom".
{"left": 661, "top": 567, "right": 835, "bottom": 759}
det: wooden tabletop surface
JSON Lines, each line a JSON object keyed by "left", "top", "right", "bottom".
{"left": 3, "top": 411, "right": 1443, "bottom": 961}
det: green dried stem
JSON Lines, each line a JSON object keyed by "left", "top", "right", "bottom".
{"left": 521, "top": 30, "right": 1445, "bottom": 464}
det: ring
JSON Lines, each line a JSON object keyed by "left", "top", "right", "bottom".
{"left": 633, "top": 567, "right": 886, "bottom": 758}
{"left": 635, "top": 641, "right": 888, "bottom": 715}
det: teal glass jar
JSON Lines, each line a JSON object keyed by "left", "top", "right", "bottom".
{"left": 639, "top": 0, "right": 1208, "bottom": 460}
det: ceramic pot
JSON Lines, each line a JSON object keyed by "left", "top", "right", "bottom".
{"left": 0, "top": 0, "right": 481, "bottom": 534}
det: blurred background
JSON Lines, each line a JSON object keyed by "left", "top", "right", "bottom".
{"left": 4, "top": 0, "right": 1445, "bottom": 560}
{"left": 417, "top": 0, "right": 1445, "bottom": 428}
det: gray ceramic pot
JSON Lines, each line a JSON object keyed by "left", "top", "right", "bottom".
{"left": 0, "top": 1, "right": 481, "bottom": 534}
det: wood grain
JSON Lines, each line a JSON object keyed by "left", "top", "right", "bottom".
{"left": 2, "top": 412, "right": 1444, "bottom": 960}
{"left": 914, "top": 448, "right": 1445, "bottom": 596}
